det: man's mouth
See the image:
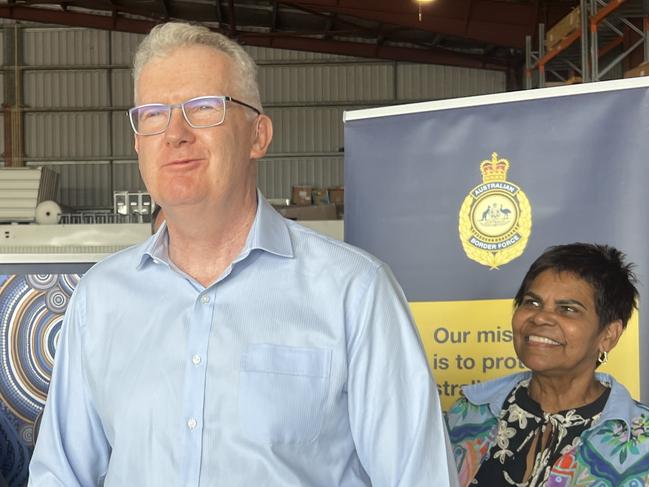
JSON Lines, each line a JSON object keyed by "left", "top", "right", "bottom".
{"left": 163, "top": 158, "right": 202, "bottom": 169}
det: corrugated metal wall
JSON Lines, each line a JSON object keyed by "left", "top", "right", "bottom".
{"left": 0, "top": 26, "right": 4, "bottom": 162}
{"left": 2, "top": 22, "right": 507, "bottom": 209}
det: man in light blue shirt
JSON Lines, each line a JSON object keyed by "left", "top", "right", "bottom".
{"left": 29, "top": 22, "right": 458, "bottom": 487}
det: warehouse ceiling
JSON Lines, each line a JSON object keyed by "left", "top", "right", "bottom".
{"left": 0, "top": 0, "right": 579, "bottom": 72}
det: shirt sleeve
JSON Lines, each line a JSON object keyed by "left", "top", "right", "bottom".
{"left": 28, "top": 284, "right": 110, "bottom": 487}
{"left": 346, "top": 263, "right": 459, "bottom": 487}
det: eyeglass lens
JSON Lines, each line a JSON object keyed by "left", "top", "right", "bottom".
{"left": 132, "top": 97, "right": 227, "bottom": 135}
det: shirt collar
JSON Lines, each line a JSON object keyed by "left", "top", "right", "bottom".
{"left": 462, "top": 371, "right": 642, "bottom": 428}
{"left": 463, "top": 371, "right": 532, "bottom": 417}
{"left": 249, "top": 189, "right": 294, "bottom": 258}
{"left": 137, "top": 189, "right": 294, "bottom": 269}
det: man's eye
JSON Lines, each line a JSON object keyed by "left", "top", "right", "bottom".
{"left": 559, "top": 305, "right": 577, "bottom": 314}
{"left": 141, "top": 108, "right": 165, "bottom": 119}
{"left": 187, "top": 102, "right": 218, "bottom": 114}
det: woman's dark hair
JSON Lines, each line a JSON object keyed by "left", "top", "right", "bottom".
{"left": 513, "top": 243, "right": 639, "bottom": 329}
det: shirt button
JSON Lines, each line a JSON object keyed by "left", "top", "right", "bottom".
{"left": 200, "top": 295, "right": 210, "bottom": 304}
{"left": 192, "top": 354, "right": 202, "bottom": 366}
{"left": 187, "top": 418, "right": 197, "bottom": 430}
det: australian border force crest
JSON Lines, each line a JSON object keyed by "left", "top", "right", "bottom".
{"left": 459, "top": 153, "right": 532, "bottom": 269}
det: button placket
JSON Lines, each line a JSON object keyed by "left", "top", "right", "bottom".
{"left": 179, "top": 290, "right": 215, "bottom": 486}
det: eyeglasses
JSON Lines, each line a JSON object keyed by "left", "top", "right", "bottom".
{"left": 128, "top": 95, "right": 261, "bottom": 136}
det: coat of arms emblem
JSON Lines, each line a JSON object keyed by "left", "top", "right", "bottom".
{"left": 458, "top": 153, "right": 532, "bottom": 269}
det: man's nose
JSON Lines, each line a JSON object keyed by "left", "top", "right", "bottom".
{"left": 165, "top": 107, "right": 195, "bottom": 145}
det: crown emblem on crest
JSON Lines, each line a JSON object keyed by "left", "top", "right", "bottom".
{"left": 480, "top": 152, "right": 509, "bottom": 183}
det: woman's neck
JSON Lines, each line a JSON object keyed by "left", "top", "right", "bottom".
{"left": 528, "top": 373, "right": 606, "bottom": 413}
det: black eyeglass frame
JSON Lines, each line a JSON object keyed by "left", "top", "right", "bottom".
{"left": 127, "top": 95, "right": 262, "bottom": 136}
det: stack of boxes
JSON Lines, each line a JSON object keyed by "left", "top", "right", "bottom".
{"left": 274, "top": 185, "right": 343, "bottom": 221}
{"left": 545, "top": 6, "right": 581, "bottom": 51}
{"left": 624, "top": 61, "right": 649, "bottom": 79}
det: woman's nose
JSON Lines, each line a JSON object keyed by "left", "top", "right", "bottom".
{"left": 530, "top": 307, "right": 557, "bottom": 325}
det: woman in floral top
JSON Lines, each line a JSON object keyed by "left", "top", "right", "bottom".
{"left": 446, "top": 243, "right": 649, "bottom": 486}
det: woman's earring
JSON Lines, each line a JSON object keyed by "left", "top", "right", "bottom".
{"left": 597, "top": 350, "right": 609, "bottom": 365}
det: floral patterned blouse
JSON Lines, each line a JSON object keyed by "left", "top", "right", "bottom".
{"left": 446, "top": 372, "right": 649, "bottom": 487}
{"left": 473, "top": 378, "right": 609, "bottom": 486}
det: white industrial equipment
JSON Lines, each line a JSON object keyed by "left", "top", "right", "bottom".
{"left": 0, "top": 167, "right": 59, "bottom": 223}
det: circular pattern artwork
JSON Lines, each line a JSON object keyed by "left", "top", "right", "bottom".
{"left": 0, "top": 273, "right": 80, "bottom": 435}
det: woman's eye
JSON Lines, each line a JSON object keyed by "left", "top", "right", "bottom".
{"left": 522, "top": 297, "right": 540, "bottom": 308}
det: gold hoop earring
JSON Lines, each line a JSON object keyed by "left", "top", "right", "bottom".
{"left": 597, "top": 350, "right": 608, "bottom": 365}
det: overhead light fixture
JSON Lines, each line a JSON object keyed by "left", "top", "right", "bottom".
{"left": 415, "top": 0, "right": 435, "bottom": 22}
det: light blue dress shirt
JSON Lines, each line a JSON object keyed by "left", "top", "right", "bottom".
{"left": 29, "top": 193, "right": 458, "bottom": 487}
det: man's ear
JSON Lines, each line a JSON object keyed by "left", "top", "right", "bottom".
{"left": 134, "top": 134, "right": 140, "bottom": 155}
{"left": 249, "top": 114, "right": 273, "bottom": 160}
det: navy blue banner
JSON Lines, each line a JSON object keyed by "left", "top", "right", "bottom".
{"left": 344, "top": 78, "right": 649, "bottom": 402}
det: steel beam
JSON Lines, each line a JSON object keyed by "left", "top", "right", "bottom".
{"left": 280, "top": 0, "right": 538, "bottom": 49}
{"left": 0, "top": 6, "right": 510, "bottom": 69}
{"left": 237, "top": 33, "right": 509, "bottom": 70}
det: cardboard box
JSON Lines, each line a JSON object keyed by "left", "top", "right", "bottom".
{"left": 624, "top": 61, "right": 649, "bottom": 78}
{"left": 544, "top": 75, "right": 582, "bottom": 87}
{"left": 546, "top": 7, "right": 580, "bottom": 50}
{"left": 277, "top": 204, "right": 337, "bottom": 221}
{"left": 312, "top": 188, "right": 330, "bottom": 205}
{"left": 328, "top": 186, "right": 344, "bottom": 205}
{"left": 327, "top": 186, "right": 344, "bottom": 219}
{"left": 291, "top": 185, "right": 313, "bottom": 206}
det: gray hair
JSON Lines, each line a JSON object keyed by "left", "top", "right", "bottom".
{"left": 132, "top": 22, "right": 261, "bottom": 110}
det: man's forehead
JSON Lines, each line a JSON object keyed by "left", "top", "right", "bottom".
{"left": 135, "top": 46, "right": 234, "bottom": 102}
{"left": 140, "top": 45, "right": 233, "bottom": 73}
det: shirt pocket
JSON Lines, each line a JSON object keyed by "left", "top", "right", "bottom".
{"left": 239, "top": 343, "right": 332, "bottom": 444}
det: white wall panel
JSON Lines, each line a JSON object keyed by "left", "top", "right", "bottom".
{"left": 111, "top": 69, "right": 134, "bottom": 106}
{"left": 23, "top": 28, "right": 109, "bottom": 66}
{"left": 112, "top": 113, "right": 136, "bottom": 158}
{"left": 112, "top": 160, "right": 144, "bottom": 193}
{"left": 111, "top": 31, "right": 144, "bottom": 65}
{"left": 0, "top": 113, "right": 4, "bottom": 164}
{"left": 24, "top": 70, "right": 109, "bottom": 107}
{"left": 257, "top": 156, "right": 344, "bottom": 199}
{"left": 46, "top": 162, "right": 112, "bottom": 208}
{"left": 259, "top": 64, "right": 394, "bottom": 104}
{"left": 265, "top": 106, "right": 345, "bottom": 154}
{"left": 397, "top": 64, "right": 506, "bottom": 100}
{"left": 246, "top": 46, "right": 359, "bottom": 64}
{"left": 24, "top": 112, "right": 110, "bottom": 158}
{"left": 0, "top": 60, "right": 3, "bottom": 165}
